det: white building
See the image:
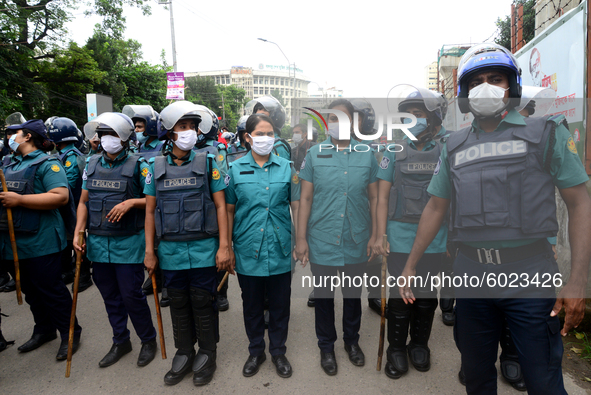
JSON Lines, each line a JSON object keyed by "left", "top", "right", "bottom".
{"left": 186, "top": 64, "right": 311, "bottom": 124}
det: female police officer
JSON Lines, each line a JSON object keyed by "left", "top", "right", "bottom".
{"left": 0, "top": 119, "right": 82, "bottom": 360}
{"left": 225, "top": 114, "right": 300, "bottom": 378}
{"left": 295, "top": 99, "right": 379, "bottom": 376}
{"left": 143, "top": 100, "right": 232, "bottom": 387}
{"left": 373, "top": 85, "right": 448, "bottom": 379}
{"left": 74, "top": 112, "right": 157, "bottom": 368}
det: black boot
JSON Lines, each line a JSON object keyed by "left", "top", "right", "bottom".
{"left": 0, "top": 310, "right": 14, "bottom": 352}
{"left": 500, "top": 320, "right": 527, "bottom": 392}
{"left": 160, "top": 288, "right": 171, "bottom": 307}
{"left": 307, "top": 289, "right": 315, "bottom": 307}
{"left": 439, "top": 298, "right": 455, "bottom": 326}
{"left": 216, "top": 270, "right": 229, "bottom": 311}
{"left": 189, "top": 287, "right": 218, "bottom": 386}
{"left": 407, "top": 296, "right": 437, "bottom": 372}
{"left": 384, "top": 298, "right": 411, "bottom": 379}
{"left": 164, "top": 288, "right": 195, "bottom": 386}
{"left": 0, "top": 278, "right": 15, "bottom": 292}
{"left": 0, "top": 271, "right": 10, "bottom": 288}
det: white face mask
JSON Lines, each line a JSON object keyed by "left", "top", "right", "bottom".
{"left": 468, "top": 83, "right": 509, "bottom": 118}
{"left": 293, "top": 133, "right": 303, "bottom": 145}
{"left": 101, "top": 135, "right": 124, "bottom": 154}
{"left": 248, "top": 134, "right": 275, "bottom": 155}
{"left": 173, "top": 130, "right": 198, "bottom": 151}
{"left": 328, "top": 122, "right": 341, "bottom": 139}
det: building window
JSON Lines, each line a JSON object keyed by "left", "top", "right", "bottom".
{"left": 265, "top": 88, "right": 269, "bottom": 95}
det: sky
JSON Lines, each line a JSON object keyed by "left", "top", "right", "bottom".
{"left": 65, "top": 0, "right": 515, "bottom": 98}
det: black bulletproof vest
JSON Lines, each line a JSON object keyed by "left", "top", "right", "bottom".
{"left": 153, "top": 152, "right": 218, "bottom": 241}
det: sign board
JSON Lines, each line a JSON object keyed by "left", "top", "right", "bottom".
{"left": 86, "top": 93, "right": 113, "bottom": 122}
{"left": 166, "top": 72, "right": 185, "bottom": 100}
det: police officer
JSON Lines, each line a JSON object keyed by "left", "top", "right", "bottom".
{"left": 191, "top": 105, "right": 230, "bottom": 311}
{"left": 47, "top": 117, "right": 94, "bottom": 292}
{"left": 73, "top": 112, "right": 157, "bottom": 368}
{"left": 144, "top": 100, "right": 233, "bottom": 386}
{"left": 245, "top": 96, "right": 291, "bottom": 160}
{"left": 295, "top": 99, "right": 379, "bottom": 375}
{"left": 0, "top": 119, "right": 82, "bottom": 360}
{"left": 226, "top": 115, "right": 249, "bottom": 164}
{"left": 123, "top": 105, "right": 164, "bottom": 160}
{"left": 291, "top": 123, "right": 317, "bottom": 172}
{"left": 225, "top": 113, "right": 300, "bottom": 378}
{"left": 372, "top": 86, "right": 448, "bottom": 379}
{"left": 398, "top": 43, "right": 591, "bottom": 394}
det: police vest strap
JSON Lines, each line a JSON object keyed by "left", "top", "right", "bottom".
{"left": 394, "top": 140, "right": 408, "bottom": 160}
{"left": 121, "top": 154, "right": 140, "bottom": 178}
{"left": 59, "top": 147, "right": 84, "bottom": 162}
{"left": 446, "top": 127, "right": 471, "bottom": 154}
{"left": 154, "top": 152, "right": 207, "bottom": 180}
{"left": 86, "top": 154, "right": 102, "bottom": 177}
{"left": 274, "top": 137, "right": 291, "bottom": 158}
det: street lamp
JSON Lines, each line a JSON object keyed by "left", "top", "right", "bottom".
{"left": 257, "top": 38, "right": 297, "bottom": 125}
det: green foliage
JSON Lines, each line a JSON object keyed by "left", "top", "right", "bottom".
{"left": 494, "top": 0, "right": 535, "bottom": 51}
{"left": 280, "top": 124, "right": 292, "bottom": 140}
{"left": 271, "top": 89, "right": 286, "bottom": 107}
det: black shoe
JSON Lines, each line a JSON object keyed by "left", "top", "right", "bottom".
{"left": 74, "top": 275, "right": 93, "bottom": 293}
{"left": 320, "top": 351, "right": 338, "bottom": 376}
{"left": 164, "top": 349, "right": 195, "bottom": 385}
{"left": 243, "top": 353, "right": 266, "bottom": 377}
{"left": 407, "top": 342, "right": 430, "bottom": 371}
{"left": 264, "top": 310, "right": 269, "bottom": 329}
{"left": 18, "top": 332, "right": 57, "bottom": 353}
{"left": 501, "top": 359, "right": 527, "bottom": 391}
{"left": 0, "top": 273, "right": 10, "bottom": 288}
{"left": 99, "top": 340, "right": 132, "bottom": 368}
{"left": 272, "top": 354, "right": 292, "bottom": 378}
{"left": 458, "top": 369, "right": 466, "bottom": 386}
{"left": 160, "top": 288, "right": 170, "bottom": 308}
{"left": 344, "top": 343, "right": 365, "bottom": 366}
{"left": 137, "top": 339, "right": 157, "bottom": 367}
{"left": 217, "top": 295, "right": 229, "bottom": 312}
{"left": 441, "top": 311, "right": 455, "bottom": 326}
{"left": 1, "top": 278, "right": 15, "bottom": 292}
{"left": 0, "top": 331, "right": 14, "bottom": 352}
{"left": 368, "top": 298, "right": 384, "bottom": 315}
{"left": 385, "top": 348, "right": 408, "bottom": 379}
{"left": 56, "top": 337, "right": 80, "bottom": 360}
{"left": 62, "top": 271, "right": 74, "bottom": 285}
{"left": 192, "top": 349, "right": 216, "bottom": 386}
{"left": 307, "top": 290, "right": 315, "bottom": 307}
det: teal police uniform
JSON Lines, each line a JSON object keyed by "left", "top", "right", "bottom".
{"left": 143, "top": 150, "right": 226, "bottom": 270}
{"left": 224, "top": 150, "right": 300, "bottom": 358}
{"left": 59, "top": 143, "right": 82, "bottom": 192}
{"left": 273, "top": 134, "right": 291, "bottom": 161}
{"left": 377, "top": 129, "right": 448, "bottom": 254}
{"left": 0, "top": 149, "right": 81, "bottom": 345}
{"left": 298, "top": 136, "right": 379, "bottom": 354}
{"left": 81, "top": 150, "right": 156, "bottom": 351}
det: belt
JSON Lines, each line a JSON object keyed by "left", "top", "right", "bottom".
{"left": 459, "top": 239, "right": 548, "bottom": 265}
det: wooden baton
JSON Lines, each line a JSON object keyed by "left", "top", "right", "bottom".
{"left": 377, "top": 234, "right": 388, "bottom": 371}
{"left": 151, "top": 272, "right": 167, "bottom": 359}
{"left": 66, "top": 230, "right": 84, "bottom": 378}
{"left": 0, "top": 169, "right": 22, "bottom": 305}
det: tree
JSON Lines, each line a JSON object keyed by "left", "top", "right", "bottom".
{"left": 494, "top": 0, "right": 535, "bottom": 51}
{"left": 270, "top": 89, "right": 286, "bottom": 107}
{"left": 218, "top": 85, "right": 247, "bottom": 133}
{"left": 184, "top": 76, "right": 221, "bottom": 111}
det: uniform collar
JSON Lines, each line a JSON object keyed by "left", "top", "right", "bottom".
{"left": 246, "top": 150, "right": 280, "bottom": 168}
{"left": 58, "top": 143, "right": 76, "bottom": 154}
{"left": 101, "top": 149, "right": 128, "bottom": 165}
{"left": 471, "top": 109, "right": 526, "bottom": 133}
{"left": 145, "top": 139, "right": 160, "bottom": 149}
{"left": 14, "top": 148, "right": 43, "bottom": 163}
{"left": 166, "top": 149, "right": 195, "bottom": 166}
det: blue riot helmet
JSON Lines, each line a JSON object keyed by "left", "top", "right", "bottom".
{"left": 516, "top": 85, "right": 556, "bottom": 117}
{"left": 245, "top": 96, "right": 286, "bottom": 129}
{"left": 351, "top": 99, "right": 376, "bottom": 133}
{"left": 47, "top": 117, "right": 80, "bottom": 144}
{"left": 456, "top": 43, "right": 522, "bottom": 115}
{"left": 157, "top": 100, "right": 203, "bottom": 140}
{"left": 194, "top": 105, "right": 219, "bottom": 140}
{"left": 122, "top": 105, "right": 160, "bottom": 137}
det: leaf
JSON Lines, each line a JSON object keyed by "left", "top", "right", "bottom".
{"left": 570, "top": 347, "right": 583, "bottom": 354}
{"left": 584, "top": 377, "right": 591, "bottom": 382}
{"left": 575, "top": 333, "right": 585, "bottom": 340}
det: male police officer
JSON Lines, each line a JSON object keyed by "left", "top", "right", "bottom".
{"left": 398, "top": 43, "right": 591, "bottom": 394}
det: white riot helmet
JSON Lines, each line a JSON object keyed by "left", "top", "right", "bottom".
{"left": 157, "top": 100, "right": 203, "bottom": 140}
{"left": 84, "top": 112, "right": 135, "bottom": 141}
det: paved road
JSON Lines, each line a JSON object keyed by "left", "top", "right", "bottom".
{"left": 0, "top": 265, "right": 587, "bottom": 394}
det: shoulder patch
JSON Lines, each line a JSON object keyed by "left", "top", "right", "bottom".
{"left": 292, "top": 174, "right": 299, "bottom": 184}
{"left": 82, "top": 168, "right": 88, "bottom": 181}
{"left": 212, "top": 169, "right": 221, "bottom": 180}
{"left": 379, "top": 156, "right": 390, "bottom": 170}
{"left": 224, "top": 174, "right": 231, "bottom": 186}
{"left": 141, "top": 167, "right": 149, "bottom": 177}
{"left": 433, "top": 157, "right": 442, "bottom": 175}
{"left": 300, "top": 157, "right": 306, "bottom": 170}
{"left": 145, "top": 171, "right": 152, "bottom": 185}
{"left": 65, "top": 160, "right": 72, "bottom": 168}
{"left": 218, "top": 154, "right": 224, "bottom": 162}
{"left": 567, "top": 136, "right": 577, "bottom": 154}
{"left": 50, "top": 164, "right": 60, "bottom": 173}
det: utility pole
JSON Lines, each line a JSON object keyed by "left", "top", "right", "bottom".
{"left": 221, "top": 93, "right": 226, "bottom": 122}
{"left": 159, "top": 0, "right": 178, "bottom": 72}
{"left": 292, "top": 63, "right": 297, "bottom": 125}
